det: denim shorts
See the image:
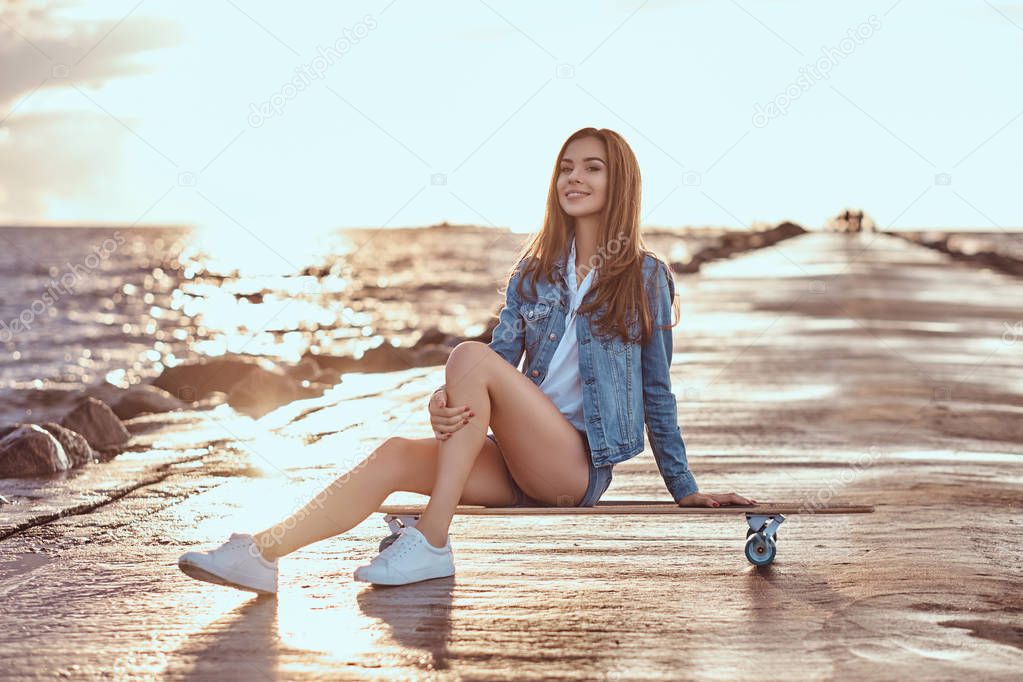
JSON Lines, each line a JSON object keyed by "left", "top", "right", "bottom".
{"left": 484, "top": 428, "right": 614, "bottom": 507}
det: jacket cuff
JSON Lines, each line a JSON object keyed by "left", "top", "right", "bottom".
{"left": 665, "top": 471, "right": 699, "bottom": 503}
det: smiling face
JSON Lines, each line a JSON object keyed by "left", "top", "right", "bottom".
{"left": 556, "top": 136, "right": 608, "bottom": 220}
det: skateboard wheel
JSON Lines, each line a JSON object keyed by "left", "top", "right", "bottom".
{"left": 378, "top": 532, "right": 400, "bottom": 552}
{"left": 745, "top": 533, "right": 776, "bottom": 566}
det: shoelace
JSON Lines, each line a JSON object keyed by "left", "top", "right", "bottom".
{"left": 211, "top": 536, "right": 239, "bottom": 554}
{"left": 218, "top": 534, "right": 272, "bottom": 566}
{"left": 373, "top": 529, "right": 420, "bottom": 564}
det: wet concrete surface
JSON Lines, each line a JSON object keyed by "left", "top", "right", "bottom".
{"left": 1, "top": 232, "right": 1021, "bottom": 680}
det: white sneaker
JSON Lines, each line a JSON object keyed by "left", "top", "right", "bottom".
{"left": 178, "top": 532, "right": 278, "bottom": 595}
{"left": 353, "top": 526, "right": 455, "bottom": 586}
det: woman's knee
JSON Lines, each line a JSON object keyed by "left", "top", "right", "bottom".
{"left": 375, "top": 436, "right": 410, "bottom": 474}
{"left": 445, "top": 341, "right": 494, "bottom": 384}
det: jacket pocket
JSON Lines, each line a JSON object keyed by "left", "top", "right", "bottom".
{"left": 520, "top": 301, "right": 553, "bottom": 356}
{"left": 598, "top": 322, "right": 637, "bottom": 355}
{"left": 599, "top": 334, "right": 629, "bottom": 355}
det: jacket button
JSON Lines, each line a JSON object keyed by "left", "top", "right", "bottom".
{"left": 549, "top": 333, "right": 556, "bottom": 340}
{"left": 531, "top": 369, "right": 540, "bottom": 377}
{"left": 527, "top": 311, "right": 534, "bottom": 318}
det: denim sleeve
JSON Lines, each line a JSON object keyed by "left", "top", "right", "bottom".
{"left": 641, "top": 259, "right": 699, "bottom": 503}
{"left": 487, "top": 261, "right": 526, "bottom": 369}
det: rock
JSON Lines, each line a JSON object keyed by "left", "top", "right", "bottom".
{"left": 412, "top": 327, "right": 461, "bottom": 350}
{"left": 112, "top": 384, "right": 187, "bottom": 420}
{"left": 769, "top": 221, "right": 806, "bottom": 240}
{"left": 413, "top": 344, "right": 453, "bottom": 366}
{"left": 312, "top": 367, "right": 342, "bottom": 386}
{"left": 285, "top": 357, "right": 321, "bottom": 382}
{"left": 194, "top": 391, "right": 229, "bottom": 410}
{"left": 285, "top": 357, "right": 342, "bottom": 386}
{"left": 668, "top": 221, "right": 807, "bottom": 274}
{"left": 60, "top": 397, "right": 130, "bottom": 450}
{"left": 304, "top": 338, "right": 459, "bottom": 377}
{"left": 307, "top": 345, "right": 419, "bottom": 375}
{"left": 152, "top": 356, "right": 272, "bottom": 402}
{"left": 355, "top": 344, "right": 419, "bottom": 373}
{"left": 299, "top": 264, "right": 332, "bottom": 278}
{"left": 890, "top": 232, "right": 1023, "bottom": 279}
{"left": 671, "top": 256, "right": 705, "bottom": 274}
{"left": 226, "top": 366, "right": 321, "bottom": 418}
{"left": 83, "top": 382, "right": 130, "bottom": 408}
{"left": 0, "top": 424, "right": 71, "bottom": 476}
{"left": 235, "top": 291, "right": 264, "bottom": 303}
{"left": 39, "top": 422, "right": 95, "bottom": 467}
{"left": 696, "top": 246, "right": 726, "bottom": 260}
{"left": 467, "top": 317, "right": 499, "bottom": 345}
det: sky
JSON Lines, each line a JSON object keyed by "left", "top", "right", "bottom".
{"left": 1, "top": 0, "right": 1021, "bottom": 236}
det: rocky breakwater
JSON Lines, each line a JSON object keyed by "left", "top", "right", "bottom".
{"left": 0, "top": 398, "right": 127, "bottom": 477}
{"left": 885, "top": 230, "right": 1023, "bottom": 278}
{"left": 0, "top": 347, "right": 456, "bottom": 480}
{"left": 668, "top": 221, "right": 807, "bottom": 273}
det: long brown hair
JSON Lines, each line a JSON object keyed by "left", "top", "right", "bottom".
{"left": 500, "top": 127, "right": 680, "bottom": 347}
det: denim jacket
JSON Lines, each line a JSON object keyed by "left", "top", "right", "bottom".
{"left": 488, "top": 245, "right": 699, "bottom": 503}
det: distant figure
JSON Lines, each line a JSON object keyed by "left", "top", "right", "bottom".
{"left": 177, "top": 127, "right": 756, "bottom": 593}
{"left": 827, "top": 208, "right": 873, "bottom": 233}
{"left": 857, "top": 210, "right": 872, "bottom": 232}
{"left": 849, "top": 210, "right": 862, "bottom": 233}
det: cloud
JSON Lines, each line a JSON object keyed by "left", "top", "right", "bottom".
{"left": 0, "top": 1, "right": 183, "bottom": 220}
{"left": 0, "top": 109, "right": 123, "bottom": 218}
{"left": 0, "top": 1, "right": 183, "bottom": 113}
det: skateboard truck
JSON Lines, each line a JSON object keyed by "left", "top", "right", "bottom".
{"left": 744, "top": 513, "right": 785, "bottom": 566}
{"left": 379, "top": 514, "right": 421, "bottom": 551}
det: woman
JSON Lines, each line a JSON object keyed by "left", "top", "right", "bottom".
{"left": 177, "top": 127, "right": 756, "bottom": 594}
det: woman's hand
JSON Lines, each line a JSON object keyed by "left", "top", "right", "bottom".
{"left": 677, "top": 491, "right": 757, "bottom": 508}
{"left": 428, "top": 387, "right": 473, "bottom": 441}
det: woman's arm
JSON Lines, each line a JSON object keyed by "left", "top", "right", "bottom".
{"left": 641, "top": 258, "right": 699, "bottom": 503}
{"left": 487, "top": 259, "right": 527, "bottom": 369}
{"left": 641, "top": 258, "right": 757, "bottom": 508}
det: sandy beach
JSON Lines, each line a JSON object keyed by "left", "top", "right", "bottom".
{"left": 1, "top": 230, "right": 1020, "bottom": 680}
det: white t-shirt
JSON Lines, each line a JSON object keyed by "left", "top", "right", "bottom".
{"left": 539, "top": 236, "right": 596, "bottom": 431}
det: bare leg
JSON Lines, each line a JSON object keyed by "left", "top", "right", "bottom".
{"left": 252, "top": 437, "right": 403, "bottom": 561}
{"left": 252, "top": 340, "right": 592, "bottom": 558}
{"left": 251, "top": 434, "right": 519, "bottom": 561}
{"left": 413, "top": 341, "right": 592, "bottom": 547}
{"left": 412, "top": 348, "right": 495, "bottom": 548}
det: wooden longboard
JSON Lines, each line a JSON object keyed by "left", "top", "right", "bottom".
{"left": 377, "top": 500, "right": 874, "bottom": 516}
{"left": 374, "top": 501, "right": 874, "bottom": 566}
